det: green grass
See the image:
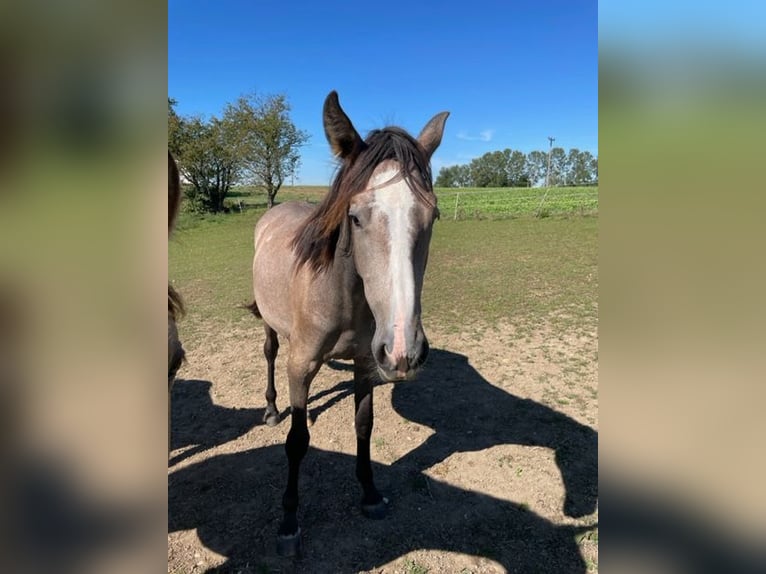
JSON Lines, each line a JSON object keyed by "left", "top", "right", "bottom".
{"left": 425, "top": 217, "right": 597, "bottom": 332}
{"left": 169, "top": 202, "right": 597, "bottom": 344}
{"left": 435, "top": 186, "right": 598, "bottom": 219}
{"left": 210, "top": 184, "right": 597, "bottom": 220}
{"left": 402, "top": 559, "right": 430, "bottom": 574}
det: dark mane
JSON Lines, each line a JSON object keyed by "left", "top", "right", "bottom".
{"left": 292, "top": 127, "right": 436, "bottom": 272}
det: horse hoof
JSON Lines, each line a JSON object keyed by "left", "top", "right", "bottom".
{"left": 276, "top": 528, "right": 302, "bottom": 557}
{"left": 361, "top": 496, "right": 389, "bottom": 520}
{"left": 264, "top": 411, "right": 280, "bottom": 427}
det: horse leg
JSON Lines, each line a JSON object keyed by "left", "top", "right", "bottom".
{"left": 354, "top": 357, "right": 388, "bottom": 519}
{"left": 168, "top": 379, "right": 172, "bottom": 457}
{"left": 276, "top": 353, "right": 320, "bottom": 557}
{"left": 263, "top": 323, "right": 280, "bottom": 426}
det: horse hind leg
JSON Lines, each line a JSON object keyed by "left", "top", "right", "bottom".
{"left": 263, "top": 323, "right": 280, "bottom": 426}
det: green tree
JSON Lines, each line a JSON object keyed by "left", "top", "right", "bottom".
{"left": 548, "top": 147, "right": 567, "bottom": 186}
{"left": 168, "top": 98, "right": 183, "bottom": 156}
{"left": 506, "top": 149, "right": 529, "bottom": 187}
{"left": 224, "top": 94, "right": 309, "bottom": 208}
{"left": 435, "top": 165, "right": 459, "bottom": 187}
{"left": 566, "top": 149, "right": 597, "bottom": 185}
{"left": 470, "top": 151, "right": 508, "bottom": 187}
{"left": 526, "top": 150, "right": 547, "bottom": 187}
{"left": 169, "top": 114, "right": 240, "bottom": 213}
{"left": 453, "top": 164, "right": 471, "bottom": 187}
{"left": 435, "top": 164, "right": 472, "bottom": 187}
{"left": 168, "top": 98, "right": 240, "bottom": 213}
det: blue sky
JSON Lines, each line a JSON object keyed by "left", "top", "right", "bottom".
{"left": 169, "top": 0, "right": 597, "bottom": 185}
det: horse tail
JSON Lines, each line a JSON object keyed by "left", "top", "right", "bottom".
{"left": 168, "top": 284, "right": 185, "bottom": 320}
{"left": 243, "top": 300, "right": 262, "bottom": 318}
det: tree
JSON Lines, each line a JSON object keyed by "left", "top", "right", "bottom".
{"left": 548, "top": 147, "right": 567, "bottom": 186}
{"left": 435, "top": 165, "right": 460, "bottom": 187}
{"left": 566, "top": 149, "right": 597, "bottom": 185}
{"left": 455, "top": 164, "right": 472, "bottom": 187}
{"left": 526, "top": 150, "right": 547, "bottom": 187}
{"left": 435, "top": 164, "right": 472, "bottom": 187}
{"left": 589, "top": 155, "right": 598, "bottom": 185}
{"left": 168, "top": 98, "right": 183, "bottom": 156}
{"left": 470, "top": 151, "right": 508, "bottom": 187}
{"left": 431, "top": 147, "right": 597, "bottom": 188}
{"left": 224, "top": 94, "right": 309, "bottom": 208}
{"left": 168, "top": 100, "right": 241, "bottom": 213}
{"left": 506, "top": 149, "right": 529, "bottom": 187}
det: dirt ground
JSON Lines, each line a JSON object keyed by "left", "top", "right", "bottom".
{"left": 168, "top": 318, "right": 598, "bottom": 573}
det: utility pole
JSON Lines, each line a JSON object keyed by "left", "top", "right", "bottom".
{"left": 546, "top": 136, "right": 555, "bottom": 187}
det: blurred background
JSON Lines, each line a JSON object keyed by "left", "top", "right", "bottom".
{"left": 0, "top": 0, "right": 764, "bottom": 572}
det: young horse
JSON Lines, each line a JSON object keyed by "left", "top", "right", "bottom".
{"left": 250, "top": 91, "right": 448, "bottom": 556}
{"left": 168, "top": 151, "right": 185, "bottom": 455}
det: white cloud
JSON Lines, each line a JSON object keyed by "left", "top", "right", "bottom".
{"left": 456, "top": 129, "right": 495, "bottom": 142}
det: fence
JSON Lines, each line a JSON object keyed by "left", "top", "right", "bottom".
{"left": 227, "top": 186, "right": 598, "bottom": 219}
{"left": 435, "top": 186, "right": 598, "bottom": 220}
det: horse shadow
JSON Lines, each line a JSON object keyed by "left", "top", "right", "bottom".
{"left": 11, "top": 455, "right": 152, "bottom": 573}
{"left": 316, "top": 348, "right": 597, "bottom": 519}
{"left": 168, "top": 348, "right": 598, "bottom": 571}
{"left": 168, "top": 445, "right": 590, "bottom": 573}
{"left": 391, "top": 348, "right": 598, "bottom": 519}
{"left": 170, "top": 379, "right": 262, "bottom": 467}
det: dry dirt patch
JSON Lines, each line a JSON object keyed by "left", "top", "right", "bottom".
{"left": 169, "top": 318, "right": 598, "bottom": 573}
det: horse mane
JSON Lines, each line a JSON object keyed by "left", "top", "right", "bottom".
{"left": 292, "top": 127, "right": 436, "bottom": 273}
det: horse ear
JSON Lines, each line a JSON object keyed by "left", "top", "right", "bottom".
{"left": 323, "top": 91, "right": 363, "bottom": 159}
{"left": 417, "top": 111, "right": 450, "bottom": 159}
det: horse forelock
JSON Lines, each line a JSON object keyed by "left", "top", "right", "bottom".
{"left": 291, "top": 127, "right": 436, "bottom": 273}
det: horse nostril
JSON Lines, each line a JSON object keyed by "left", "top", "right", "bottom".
{"left": 374, "top": 342, "right": 389, "bottom": 367}
{"left": 411, "top": 339, "right": 429, "bottom": 369}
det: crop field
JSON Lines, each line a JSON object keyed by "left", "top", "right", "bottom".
{"left": 219, "top": 185, "right": 598, "bottom": 220}
{"left": 169, "top": 204, "right": 598, "bottom": 573}
{"left": 437, "top": 186, "right": 597, "bottom": 219}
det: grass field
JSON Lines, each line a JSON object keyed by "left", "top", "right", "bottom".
{"left": 169, "top": 205, "right": 598, "bottom": 572}
{"left": 170, "top": 207, "right": 598, "bottom": 340}
{"left": 214, "top": 184, "right": 598, "bottom": 220}
{"left": 438, "top": 186, "right": 598, "bottom": 219}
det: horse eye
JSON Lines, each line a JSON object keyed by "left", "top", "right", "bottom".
{"left": 350, "top": 214, "right": 361, "bottom": 228}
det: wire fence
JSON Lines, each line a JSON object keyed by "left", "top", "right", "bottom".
{"left": 435, "top": 186, "right": 598, "bottom": 220}
{"left": 223, "top": 185, "right": 598, "bottom": 219}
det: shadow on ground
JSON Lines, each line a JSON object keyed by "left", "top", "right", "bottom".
{"left": 317, "top": 349, "right": 597, "bottom": 519}
{"left": 169, "top": 445, "right": 589, "bottom": 573}
{"left": 170, "top": 379, "right": 262, "bottom": 467}
{"left": 169, "top": 348, "right": 599, "bottom": 571}
{"left": 391, "top": 349, "right": 598, "bottom": 519}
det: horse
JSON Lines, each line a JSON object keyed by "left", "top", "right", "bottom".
{"left": 248, "top": 91, "right": 448, "bottom": 556}
{"left": 168, "top": 151, "right": 185, "bottom": 455}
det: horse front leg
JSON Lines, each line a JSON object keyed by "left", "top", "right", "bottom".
{"left": 354, "top": 356, "right": 388, "bottom": 519}
{"left": 276, "top": 354, "right": 320, "bottom": 557}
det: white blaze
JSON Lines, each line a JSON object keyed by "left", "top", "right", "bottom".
{"left": 371, "top": 169, "right": 415, "bottom": 364}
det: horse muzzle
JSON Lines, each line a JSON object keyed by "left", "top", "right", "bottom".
{"left": 372, "top": 330, "right": 429, "bottom": 382}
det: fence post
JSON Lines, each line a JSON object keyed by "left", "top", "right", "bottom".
{"left": 454, "top": 193, "right": 460, "bottom": 221}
